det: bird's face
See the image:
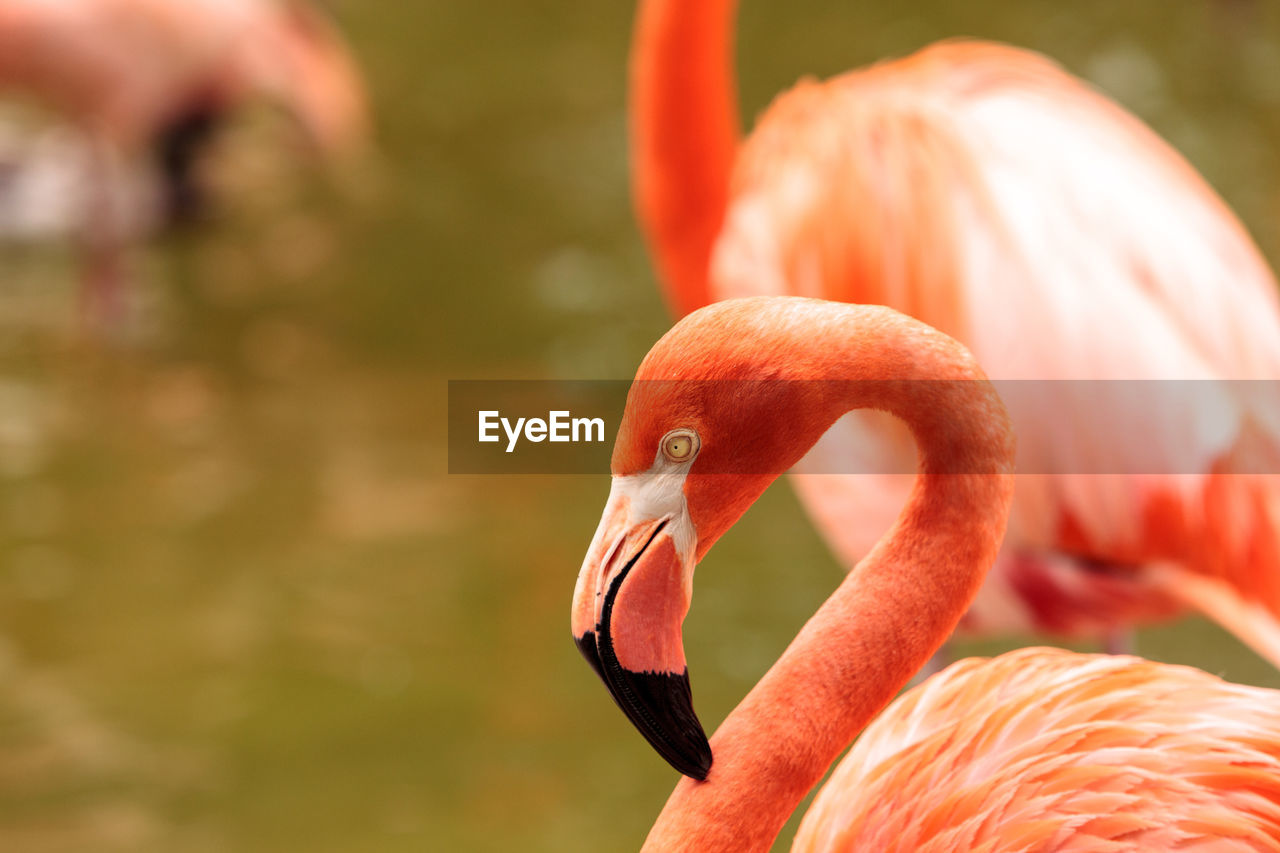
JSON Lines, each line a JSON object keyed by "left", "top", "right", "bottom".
{"left": 571, "top": 421, "right": 712, "bottom": 779}
{"left": 572, "top": 366, "right": 836, "bottom": 780}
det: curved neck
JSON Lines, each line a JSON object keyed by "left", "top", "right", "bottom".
{"left": 630, "top": 0, "right": 740, "bottom": 318}
{"left": 643, "top": 316, "right": 1016, "bottom": 851}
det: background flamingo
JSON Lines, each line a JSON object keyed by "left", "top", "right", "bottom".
{"left": 630, "top": 1, "right": 1280, "bottom": 662}
{"left": 0, "top": 0, "right": 368, "bottom": 320}
{"left": 575, "top": 296, "right": 1280, "bottom": 851}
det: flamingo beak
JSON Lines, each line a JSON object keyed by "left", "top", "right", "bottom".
{"left": 571, "top": 490, "right": 712, "bottom": 780}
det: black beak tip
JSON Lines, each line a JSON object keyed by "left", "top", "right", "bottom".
{"left": 574, "top": 630, "right": 607, "bottom": 684}
{"left": 676, "top": 731, "right": 713, "bottom": 781}
{"left": 576, "top": 631, "right": 713, "bottom": 781}
{"left": 622, "top": 667, "right": 712, "bottom": 781}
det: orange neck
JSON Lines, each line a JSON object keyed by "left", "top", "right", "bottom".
{"left": 642, "top": 314, "right": 1016, "bottom": 851}
{"left": 630, "top": 0, "right": 740, "bottom": 318}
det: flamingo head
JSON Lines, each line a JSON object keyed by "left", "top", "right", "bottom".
{"left": 572, "top": 298, "right": 859, "bottom": 780}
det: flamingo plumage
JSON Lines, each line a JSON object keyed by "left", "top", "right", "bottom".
{"left": 630, "top": 1, "right": 1280, "bottom": 661}
{"left": 0, "top": 0, "right": 368, "bottom": 317}
{"left": 573, "top": 296, "right": 1280, "bottom": 851}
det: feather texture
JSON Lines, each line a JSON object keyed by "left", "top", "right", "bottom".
{"left": 797, "top": 648, "right": 1280, "bottom": 852}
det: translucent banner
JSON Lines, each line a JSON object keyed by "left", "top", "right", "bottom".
{"left": 447, "top": 380, "right": 1280, "bottom": 475}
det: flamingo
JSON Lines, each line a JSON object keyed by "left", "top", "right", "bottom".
{"left": 573, "top": 296, "right": 1280, "bottom": 851}
{"left": 0, "top": 0, "right": 368, "bottom": 319}
{"left": 630, "top": 2, "right": 1280, "bottom": 660}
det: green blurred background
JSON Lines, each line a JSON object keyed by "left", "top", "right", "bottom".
{"left": 1, "top": 1, "right": 1279, "bottom": 850}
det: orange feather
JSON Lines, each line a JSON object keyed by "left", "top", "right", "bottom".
{"left": 630, "top": 3, "right": 1280, "bottom": 660}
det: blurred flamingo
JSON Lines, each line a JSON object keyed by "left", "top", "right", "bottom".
{"left": 574, "top": 297, "right": 1280, "bottom": 852}
{"left": 630, "top": 1, "right": 1280, "bottom": 663}
{"left": 0, "top": 0, "right": 368, "bottom": 320}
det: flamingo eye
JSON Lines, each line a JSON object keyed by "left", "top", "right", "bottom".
{"left": 660, "top": 429, "right": 700, "bottom": 463}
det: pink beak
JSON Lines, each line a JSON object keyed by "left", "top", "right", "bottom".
{"left": 571, "top": 490, "right": 711, "bottom": 780}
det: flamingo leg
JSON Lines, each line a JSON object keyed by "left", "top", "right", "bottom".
{"left": 78, "top": 135, "right": 130, "bottom": 334}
